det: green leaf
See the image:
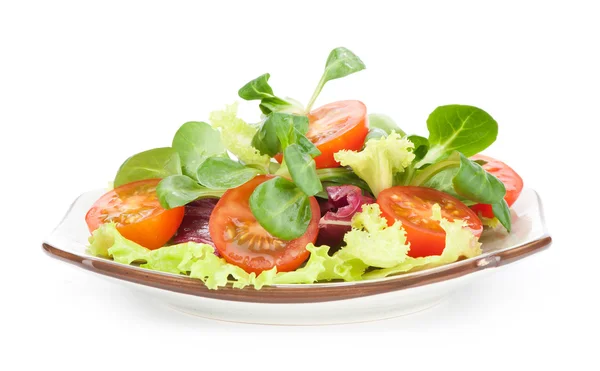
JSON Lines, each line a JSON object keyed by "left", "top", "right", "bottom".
{"left": 422, "top": 167, "right": 466, "bottom": 201}
{"left": 114, "top": 147, "right": 182, "bottom": 188}
{"left": 316, "top": 168, "right": 371, "bottom": 193}
{"left": 323, "top": 47, "right": 366, "bottom": 82}
{"left": 407, "top": 134, "right": 429, "bottom": 162}
{"left": 196, "top": 157, "right": 262, "bottom": 190}
{"left": 251, "top": 112, "right": 310, "bottom": 156}
{"left": 368, "top": 114, "right": 405, "bottom": 136}
{"left": 209, "top": 103, "right": 271, "bottom": 170}
{"left": 453, "top": 153, "right": 506, "bottom": 204}
{"left": 295, "top": 131, "right": 321, "bottom": 157}
{"left": 363, "top": 204, "right": 482, "bottom": 280}
{"left": 249, "top": 177, "right": 312, "bottom": 240}
{"left": 492, "top": 199, "right": 512, "bottom": 232}
{"left": 417, "top": 105, "right": 498, "bottom": 166}
{"left": 172, "top": 121, "right": 225, "bottom": 179}
{"left": 306, "top": 47, "right": 366, "bottom": 111}
{"left": 339, "top": 204, "right": 410, "bottom": 268}
{"left": 157, "top": 175, "right": 224, "bottom": 209}
{"left": 238, "top": 73, "right": 277, "bottom": 100}
{"left": 334, "top": 133, "right": 415, "bottom": 196}
{"left": 238, "top": 74, "right": 304, "bottom": 114}
{"left": 283, "top": 144, "right": 322, "bottom": 196}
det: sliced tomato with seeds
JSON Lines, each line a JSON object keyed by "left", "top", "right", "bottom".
{"left": 274, "top": 100, "right": 368, "bottom": 169}
{"left": 85, "top": 179, "right": 185, "bottom": 250}
{"left": 470, "top": 154, "right": 524, "bottom": 218}
{"left": 209, "top": 175, "right": 320, "bottom": 274}
{"left": 377, "top": 186, "right": 483, "bottom": 258}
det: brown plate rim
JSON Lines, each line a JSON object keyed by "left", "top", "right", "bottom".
{"left": 42, "top": 234, "right": 551, "bottom": 304}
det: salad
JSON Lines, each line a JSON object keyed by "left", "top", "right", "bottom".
{"left": 85, "top": 47, "right": 524, "bottom": 289}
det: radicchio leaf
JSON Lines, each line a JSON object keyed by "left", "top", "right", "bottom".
{"left": 316, "top": 185, "right": 374, "bottom": 247}
{"left": 171, "top": 199, "right": 219, "bottom": 252}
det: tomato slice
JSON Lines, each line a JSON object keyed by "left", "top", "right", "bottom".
{"left": 85, "top": 179, "right": 185, "bottom": 250}
{"left": 470, "top": 155, "right": 524, "bottom": 218}
{"left": 377, "top": 186, "right": 483, "bottom": 258}
{"left": 208, "top": 175, "right": 320, "bottom": 274}
{"left": 274, "top": 100, "right": 369, "bottom": 169}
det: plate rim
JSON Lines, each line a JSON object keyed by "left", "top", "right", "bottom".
{"left": 42, "top": 235, "right": 551, "bottom": 304}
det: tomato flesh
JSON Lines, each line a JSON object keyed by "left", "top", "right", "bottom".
{"left": 470, "top": 155, "right": 524, "bottom": 218}
{"left": 274, "top": 100, "right": 369, "bottom": 168}
{"left": 377, "top": 186, "right": 483, "bottom": 258}
{"left": 85, "top": 179, "right": 185, "bottom": 250}
{"left": 208, "top": 175, "right": 320, "bottom": 274}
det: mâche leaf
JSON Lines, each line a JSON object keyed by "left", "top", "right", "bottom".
{"left": 114, "top": 147, "right": 182, "bottom": 188}
{"left": 453, "top": 153, "right": 506, "bottom": 204}
{"left": 172, "top": 121, "right": 225, "bottom": 179}
{"left": 417, "top": 105, "right": 498, "bottom": 167}
{"left": 238, "top": 73, "right": 304, "bottom": 114}
{"left": 157, "top": 175, "right": 224, "bottom": 209}
{"left": 249, "top": 177, "right": 312, "bottom": 240}
{"left": 492, "top": 199, "right": 512, "bottom": 232}
{"left": 252, "top": 113, "right": 309, "bottom": 156}
{"left": 196, "top": 157, "right": 263, "bottom": 190}
{"left": 283, "top": 144, "right": 322, "bottom": 196}
{"left": 306, "top": 47, "right": 366, "bottom": 111}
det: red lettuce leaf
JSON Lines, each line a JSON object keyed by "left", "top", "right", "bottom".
{"left": 316, "top": 185, "right": 374, "bottom": 247}
{"left": 171, "top": 199, "right": 219, "bottom": 252}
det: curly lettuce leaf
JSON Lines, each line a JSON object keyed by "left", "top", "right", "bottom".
{"left": 334, "top": 132, "right": 415, "bottom": 196}
{"left": 209, "top": 103, "right": 271, "bottom": 170}
{"left": 338, "top": 203, "right": 410, "bottom": 268}
{"left": 88, "top": 200, "right": 482, "bottom": 288}
{"left": 316, "top": 185, "right": 375, "bottom": 247}
{"left": 363, "top": 204, "right": 482, "bottom": 279}
{"left": 87, "top": 223, "right": 272, "bottom": 289}
{"left": 478, "top": 214, "right": 503, "bottom": 230}
{"left": 272, "top": 244, "right": 366, "bottom": 284}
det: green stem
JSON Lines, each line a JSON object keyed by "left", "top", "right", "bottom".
{"left": 410, "top": 158, "right": 460, "bottom": 186}
{"left": 305, "top": 74, "right": 327, "bottom": 113}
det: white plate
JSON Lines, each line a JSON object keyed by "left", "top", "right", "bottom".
{"left": 43, "top": 187, "right": 551, "bottom": 325}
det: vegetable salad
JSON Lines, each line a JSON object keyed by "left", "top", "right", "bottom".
{"left": 85, "top": 47, "right": 523, "bottom": 289}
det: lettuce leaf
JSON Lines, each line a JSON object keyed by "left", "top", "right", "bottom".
{"left": 209, "top": 103, "right": 271, "bottom": 170}
{"left": 87, "top": 223, "right": 272, "bottom": 289}
{"left": 316, "top": 185, "right": 374, "bottom": 247}
{"left": 334, "top": 132, "right": 415, "bottom": 196}
{"left": 273, "top": 244, "right": 366, "bottom": 284}
{"left": 362, "top": 204, "right": 482, "bottom": 279}
{"left": 88, "top": 200, "right": 481, "bottom": 288}
{"left": 338, "top": 203, "right": 410, "bottom": 268}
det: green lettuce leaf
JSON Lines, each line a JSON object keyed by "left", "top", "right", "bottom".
{"left": 362, "top": 204, "right": 482, "bottom": 279}
{"left": 338, "top": 203, "right": 410, "bottom": 268}
{"left": 209, "top": 103, "right": 271, "bottom": 170}
{"left": 334, "top": 132, "right": 415, "bottom": 196}
{"left": 272, "top": 244, "right": 366, "bottom": 284}
{"left": 88, "top": 200, "right": 482, "bottom": 288}
{"left": 87, "top": 223, "right": 274, "bottom": 289}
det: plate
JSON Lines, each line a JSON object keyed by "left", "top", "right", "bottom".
{"left": 43, "top": 187, "right": 551, "bottom": 325}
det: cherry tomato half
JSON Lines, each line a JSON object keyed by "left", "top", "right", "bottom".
{"left": 470, "top": 155, "right": 524, "bottom": 218}
{"left": 274, "top": 100, "right": 369, "bottom": 169}
{"left": 377, "top": 186, "right": 483, "bottom": 258}
{"left": 208, "top": 175, "right": 320, "bottom": 274}
{"left": 85, "top": 179, "right": 185, "bottom": 250}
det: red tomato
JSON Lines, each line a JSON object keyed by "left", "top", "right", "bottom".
{"left": 274, "top": 100, "right": 369, "bottom": 168}
{"left": 208, "top": 175, "right": 320, "bottom": 274}
{"left": 85, "top": 179, "right": 185, "bottom": 250}
{"left": 470, "top": 155, "right": 524, "bottom": 218}
{"left": 377, "top": 186, "right": 483, "bottom": 258}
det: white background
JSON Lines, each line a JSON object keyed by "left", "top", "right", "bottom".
{"left": 1, "top": 0, "right": 598, "bottom": 369}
